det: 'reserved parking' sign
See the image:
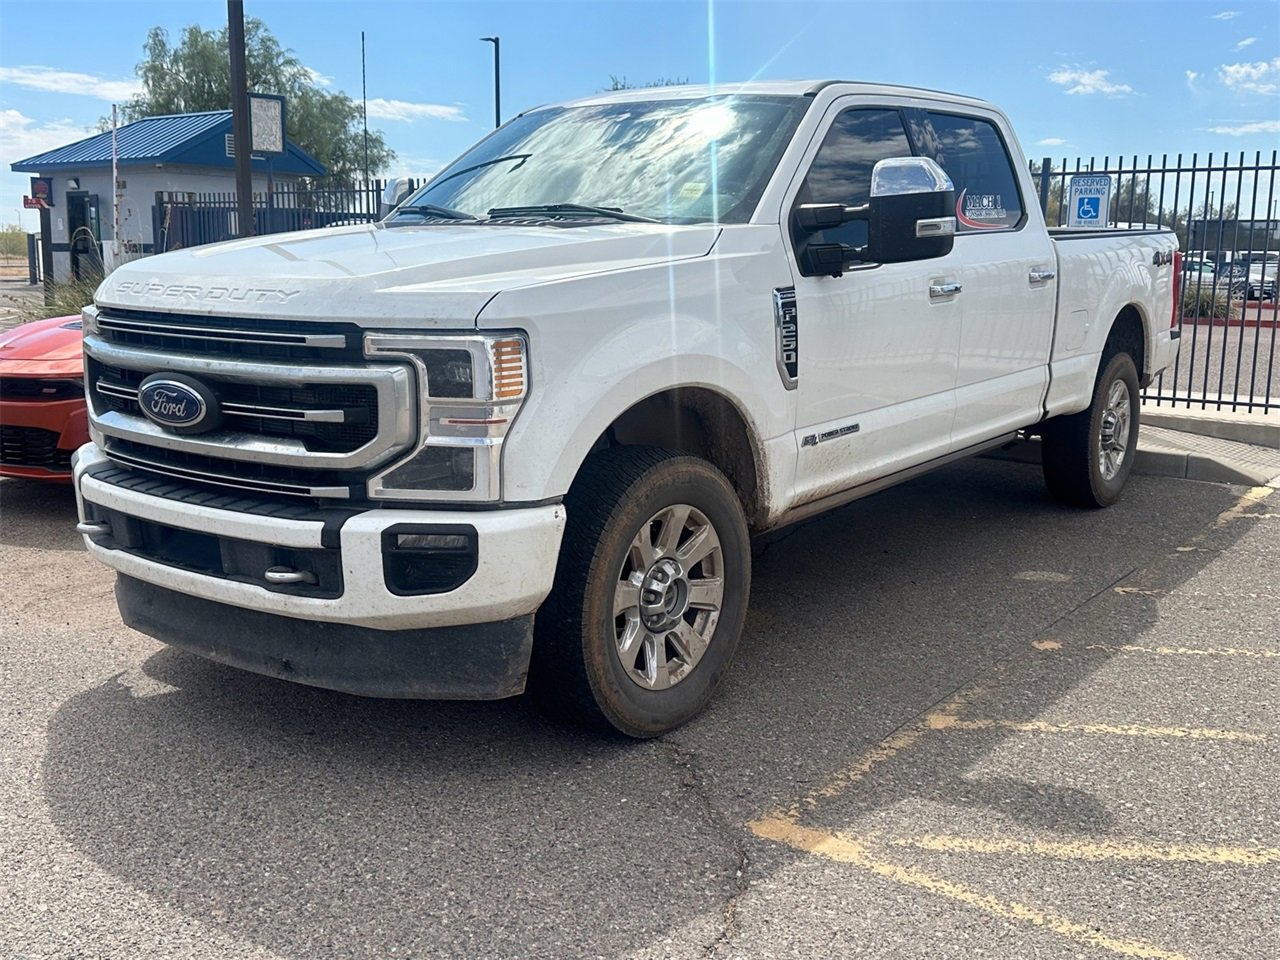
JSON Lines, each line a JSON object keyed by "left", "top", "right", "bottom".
{"left": 1067, "top": 175, "right": 1112, "bottom": 228}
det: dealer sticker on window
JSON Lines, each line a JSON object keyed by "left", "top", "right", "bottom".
{"left": 956, "top": 189, "right": 1009, "bottom": 230}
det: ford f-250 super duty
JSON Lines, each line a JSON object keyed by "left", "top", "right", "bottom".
{"left": 73, "top": 81, "right": 1180, "bottom": 737}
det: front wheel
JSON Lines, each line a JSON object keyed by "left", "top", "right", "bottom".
{"left": 1041, "top": 351, "right": 1140, "bottom": 508}
{"left": 532, "top": 447, "right": 751, "bottom": 738}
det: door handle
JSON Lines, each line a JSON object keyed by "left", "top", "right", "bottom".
{"left": 1029, "top": 269, "right": 1056, "bottom": 285}
{"left": 929, "top": 282, "right": 963, "bottom": 299}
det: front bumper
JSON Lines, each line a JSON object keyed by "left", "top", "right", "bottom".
{"left": 73, "top": 442, "right": 566, "bottom": 697}
{"left": 116, "top": 575, "right": 535, "bottom": 699}
{"left": 74, "top": 443, "right": 565, "bottom": 630}
{"left": 0, "top": 396, "right": 88, "bottom": 481}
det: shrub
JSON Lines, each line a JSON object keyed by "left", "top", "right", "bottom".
{"left": 1181, "top": 284, "right": 1232, "bottom": 320}
{"left": 16, "top": 274, "right": 103, "bottom": 323}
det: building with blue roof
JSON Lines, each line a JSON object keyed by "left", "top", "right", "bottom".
{"left": 12, "top": 110, "right": 325, "bottom": 282}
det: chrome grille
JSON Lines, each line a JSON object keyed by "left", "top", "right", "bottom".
{"left": 94, "top": 308, "right": 362, "bottom": 361}
{"left": 102, "top": 438, "right": 355, "bottom": 499}
{"left": 83, "top": 309, "right": 416, "bottom": 501}
{"left": 90, "top": 360, "right": 379, "bottom": 453}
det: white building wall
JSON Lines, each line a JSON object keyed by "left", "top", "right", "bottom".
{"left": 43, "top": 166, "right": 293, "bottom": 282}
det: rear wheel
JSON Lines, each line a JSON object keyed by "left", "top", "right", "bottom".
{"left": 532, "top": 447, "right": 750, "bottom": 738}
{"left": 1041, "top": 350, "right": 1140, "bottom": 508}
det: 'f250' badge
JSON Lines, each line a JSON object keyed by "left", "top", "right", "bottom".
{"left": 773, "top": 287, "right": 798, "bottom": 390}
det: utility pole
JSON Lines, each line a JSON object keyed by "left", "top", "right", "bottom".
{"left": 481, "top": 36, "right": 501, "bottom": 128}
{"left": 361, "top": 31, "right": 369, "bottom": 185}
{"left": 228, "top": 0, "right": 255, "bottom": 237}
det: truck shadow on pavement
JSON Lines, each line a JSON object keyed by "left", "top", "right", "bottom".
{"left": 38, "top": 460, "right": 1256, "bottom": 959}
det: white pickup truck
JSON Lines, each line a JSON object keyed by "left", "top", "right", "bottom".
{"left": 74, "top": 81, "right": 1180, "bottom": 736}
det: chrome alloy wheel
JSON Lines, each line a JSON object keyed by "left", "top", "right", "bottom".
{"left": 1097, "top": 378, "right": 1132, "bottom": 481}
{"left": 612, "top": 504, "right": 724, "bottom": 690}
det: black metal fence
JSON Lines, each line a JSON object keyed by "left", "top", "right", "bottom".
{"left": 1034, "top": 151, "right": 1279, "bottom": 414}
{"left": 151, "top": 179, "right": 419, "bottom": 252}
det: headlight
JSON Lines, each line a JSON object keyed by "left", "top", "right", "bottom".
{"left": 363, "top": 333, "right": 528, "bottom": 501}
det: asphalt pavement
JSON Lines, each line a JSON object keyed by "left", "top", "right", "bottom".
{"left": 1, "top": 457, "right": 1277, "bottom": 960}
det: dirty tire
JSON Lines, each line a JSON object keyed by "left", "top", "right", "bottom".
{"left": 532, "top": 447, "right": 750, "bottom": 738}
{"left": 1041, "top": 351, "right": 1140, "bottom": 508}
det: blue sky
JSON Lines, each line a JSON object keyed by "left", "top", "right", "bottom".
{"left": 2, "top": 0, "right": 1278, "bottom": 230}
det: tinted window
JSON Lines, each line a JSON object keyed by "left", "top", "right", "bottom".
{"left": 923, "top": 112, "right": 1023, "bottom": 232}
{"left": 795, "top": 108, "right": 911, "bottom": 249}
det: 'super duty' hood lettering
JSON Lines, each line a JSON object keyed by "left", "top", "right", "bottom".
{"left": 114, "top": 280, "right": 301, "bottom": 304}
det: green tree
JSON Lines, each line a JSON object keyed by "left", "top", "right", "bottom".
{"left": 1028, "top": 159, "right": 1065, "bottom": 226}
{"left": 0, "top": 224, "right": 29, "bottom": 259}
{"left": 607, "top": 75, "right": 690, "bottom": 90}
{"left": 120, "top": 19, "right": 394, "bottom": 182}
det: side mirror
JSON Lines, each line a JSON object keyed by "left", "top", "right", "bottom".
{"left": 379, "top": 177, "right": 417, "bottom": 220}
{"left": 867, "top": 157, "right": 956, "bottom": 263}
{"left": 792, "top": 157, "right": 956, "bottom": 277}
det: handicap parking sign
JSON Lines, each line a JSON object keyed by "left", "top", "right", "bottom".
{"left": 1067, "top": 174, "right": 1112, "bottom": 228}
{"left": 1076, "top": 196, "right": 1100, "bottom": 221}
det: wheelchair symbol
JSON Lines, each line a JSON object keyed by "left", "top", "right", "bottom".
{"left": 1076, "top": 197, "right": 1100, "bottom": 220}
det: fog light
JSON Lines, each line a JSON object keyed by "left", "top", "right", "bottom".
{"left": 396, "top": 533, "right": 471, "bottom": 550}
{"left": 382, "top": 524, "right": 478, "bottom": 596}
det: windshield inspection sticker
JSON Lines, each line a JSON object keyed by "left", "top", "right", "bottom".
{"left": 955, "top": 188, "right": 1007, "bottom": 230}
{"left": 679, "top": 182, "right": 706, "bottom": 199}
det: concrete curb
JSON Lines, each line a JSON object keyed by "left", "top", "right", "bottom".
{"left": 1140, "top": 404, "right": 1279, "bottom": 449}
{"left": 984, "top": 431, "right": 1280, "bottom": 488}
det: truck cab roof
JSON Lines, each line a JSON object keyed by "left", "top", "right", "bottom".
{"left": 552, "top": 80, "right": 996, "bottom": 112}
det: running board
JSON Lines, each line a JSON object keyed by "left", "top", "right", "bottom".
{"left": 766, "top": 432, "right": 1019, "bottom": 531}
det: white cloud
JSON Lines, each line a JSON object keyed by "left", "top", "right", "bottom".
{"left": 1207, "top": 119, "right": 1280, "bottom": 135}
{"left": 365, "top": 98, "right": 466, "bottom": 123}
{"left": 1211, "top": 10, "right": 1241, "bottom": 19}
{"left": 1219, "top": 57, "right": 1280, "bottom": 94}
{"left": 303, "top": 67, "right": 333, "bottom": 87}
{"left": 0, "top": 109, "right": 94, "bottom": 160}
{"left": 1047, "top": 68, "right": 1134, "bottom": 97}
{"left": 388, "top": 156, "right": 444, "bottom": 178}
{"left": 1236, "top": 37, "right": 1258, "bottom": 50}
{"left": 1186, "top": 69, "right": 1200, "bottom": 89}
{"left": 1035, "top": 137, "right": 1068, "bottom": 147}
{"left": 0, "top": 65, "right": 141, "bottom": 102}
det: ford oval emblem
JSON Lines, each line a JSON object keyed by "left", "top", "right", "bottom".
{"left": 136, "top": 374, "right": 221, "bottom": 433}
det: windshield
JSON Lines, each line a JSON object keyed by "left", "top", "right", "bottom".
{"left": 392, "top": 95, "right": 807, "bottom": 225}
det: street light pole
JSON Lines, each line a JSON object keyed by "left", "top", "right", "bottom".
{"left": 481, "top": 36, "right": 501, "bottom": 128}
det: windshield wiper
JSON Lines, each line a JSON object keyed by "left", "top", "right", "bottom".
{"left": 486, "top": 203, "right": 661, "bottom": 224}
{"left": 389, "top": 203, "right": 476, "bottom": 221}
{"left": 427, "top": 153, "right": 533, "bottom": 189}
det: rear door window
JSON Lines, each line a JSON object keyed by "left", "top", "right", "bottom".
{"left": 921, "top": 112, "right": 1024, "bottom": 232}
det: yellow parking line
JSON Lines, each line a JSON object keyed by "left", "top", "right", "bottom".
{"left": 1087, "top": 643, "right": 1280, "bottom": 659}
{"left": 785, "top": 685, "right": 988, "bottom": 815}
{"left": 1214, "top": 485, "right": 1274, "bottom": 527}
{"left": 749, "top": 817, "right": 1192, "bottom": 960}
{"left": 931, "top": 716, "right": 1265, "bottom": 742}
{"left": 875, "top": 832, "right": 1280, "bottom": 867}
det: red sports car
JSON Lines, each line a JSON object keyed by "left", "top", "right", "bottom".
{"left": 0, "top": 314, "right": 88, "bottom": 482}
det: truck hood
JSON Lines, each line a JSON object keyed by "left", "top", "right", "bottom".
{"left": 0, "top": 315, "right": 84, "bottom": 373}
{"left": 94, "top": 222, "right": 720, "bottom": 325}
